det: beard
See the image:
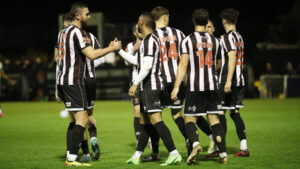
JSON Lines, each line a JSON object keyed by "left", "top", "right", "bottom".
{"left": 81, "top": 19, "right": 89, "bottom": 27}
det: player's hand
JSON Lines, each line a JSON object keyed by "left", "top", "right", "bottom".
{"left": 171, "top": 87, "right": 179, "bottom": 101}
{"left": 224, "top": 81, "right": 232, "bottom": 93}
{"left": 112, "top": 40, "right": 122, "bottom": 51}
{"left": 109, "top": 41, "right": 114, "bottom": 48}
{"left": 128, "top": 84, "right": 137, "bottom": 97}
{"left": 55, "top": 89, "right": 62, "bottom": 103}
{"left": 133, "top": 41, "right": 142, "bottom": 52}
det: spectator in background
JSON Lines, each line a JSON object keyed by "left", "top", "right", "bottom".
{"left": 21, "top": 58, "right": 34, "bottom": 100}
{"left": 264, "top": 61, "right": 274, "bottom": 97}
{"left": 286, "top": 61, "right": 297, "bottom": 76}
{"left": 32, "top": 56, "right": 47, "bottom": 101}
{"left": 264, "top": 61, "right": 274, "bottom": 75}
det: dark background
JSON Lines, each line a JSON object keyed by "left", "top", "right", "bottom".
{"left": 0, "top": 0, "right": 299, "bottom": 101}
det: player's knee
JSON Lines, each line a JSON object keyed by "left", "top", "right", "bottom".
{"left": 171, "top": 109, "right": 182, "bottom": 119}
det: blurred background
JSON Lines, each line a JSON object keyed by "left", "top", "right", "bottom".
{"left": 0, "top": 0, "right": 299, "bottom": 101}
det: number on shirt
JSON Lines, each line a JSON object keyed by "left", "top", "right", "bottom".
{"left": 160, "top": 43, "right": 179, "bottom": 62}
{"left": 236, "top": 49, "right": 243, "bottom": 66}
{"left": 196, "top": 49, "right": 213, "bottom": 68}
{"left": 59, "top": 41, "right": 65, "bottom": 59}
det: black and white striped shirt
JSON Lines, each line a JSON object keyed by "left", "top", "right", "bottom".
{"left": 57, "top": 25, "right": 90, "bottom": 85}
{"left": 220, "top": 30, "right": 245, "bottom": 86}
{"left": 85, "top": 32, "right": 105, "bottom": 78}
{"left": 152, "top": 27, "right": 185, "bottom": 83}
{"left": 181, "top": 31, "right": 221, "bottom": 91}
{"left": 137, "top": 33, "right": 162, "bottom": 91}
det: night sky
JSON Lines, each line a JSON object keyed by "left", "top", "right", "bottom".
{"left": 0, "top": 0, "right": 296, "bottom": 58}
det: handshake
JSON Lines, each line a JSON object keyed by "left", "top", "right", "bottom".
{"left": 109, "top": 38, "right": 122, "bottom": 51}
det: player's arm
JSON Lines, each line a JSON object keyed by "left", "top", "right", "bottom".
{"left": 222, "top": 34, "right": 237, "bottom": 93}
{"left": 82, "top": 42, "right": 121, "bottom": 60}
{"left": 128, "top": 56, "right": 153, "bottom": 97}
{"left": 224, "top": 51, "right": 236, "bottom": 92}
{"left": 118, "top": 49, "right": 138, "bottom": 65}
{"left": 171, "top": 53, "right": 189, "bottom": 101}
{"left": 54, "top": 47, "right": 59, "bottom": 63}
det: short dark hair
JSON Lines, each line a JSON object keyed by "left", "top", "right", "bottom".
{"left": 151, "top": 6, "right": 169, "bottom": 21}
{"left": 192, "top": 9, "right": 209, "bottom": 26}
{"left": 220, "top": 8, "right": 239, "bottom": 24}
{"left": 140, "top": 12, "right": 155, "bottom": 29}
{"left": 63, "top": 12, "right": 73, "bottom": 22}
{"left": 70, "top": 2, "right": 88, "bottom": 20}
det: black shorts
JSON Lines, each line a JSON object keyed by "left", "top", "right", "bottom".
{"left": 219, "top": 85, "right": 245, "bottom": 110}
{"left": 57, "top": 84, "right": 88, "bottom": 112}
{"left": 139, "top": 89, "right": 163, "bottom": 114}
{"left": 184, "top": 91, "right": 222, "bottom": 116}
{"left": 129, "top": 82, "right": 140, "bottom": 107}
{"left": 84, "top": 77, "right": 96, "bottom": 109}
{"left": 162, "top": 82, "right": 185, "bottom": 109}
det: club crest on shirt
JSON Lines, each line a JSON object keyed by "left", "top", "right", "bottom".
{"left": 188, "top": 105, "right": 196, "bottom": 112}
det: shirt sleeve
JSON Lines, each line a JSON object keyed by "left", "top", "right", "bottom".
{"left": 143, "top": 36, "right": 157, "bottom": 57}
{"left": 180, "top": 37, "right": 189, "bottom": 55}
{"left": 74, "top": 29, "right": 91, "bottom": 50}
{"left": 222, "top": 33, "right": 236, "bottom": 52}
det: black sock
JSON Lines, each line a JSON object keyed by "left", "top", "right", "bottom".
{"left": 174, "top": 116, "right": 187, "bottom": 139}
{"left": 185, "top": 122, "right": 199, "bottom": 145}
{"left": 230, "top": 112, "right": 246, "bottom": 140}
{"left": 136, "top": 124, "right": 150, "bottom": 152}
{"left": 88, "top": 124, "right": 97, "bottom": 138}
{"left": 67, "top": 122, "right": 75, "bottom": 152}
{"left": 146, "top": 124, "right": 159, "bottom": 154}
{"left": 211, "top": 123, "right": 226, "bottom": 153}
{"left": 153, "top": 121, "right": 176, "bottom": 152}
{"left": 134, "top": 117, "right": 140, "bottom": 140}
{"left": 196, "top": 116, "right": 212, "bottom": 136}
{"left": 219, "top": 114, "right": 227, "bottom": 135}
{"left": 70, "top": 125, "right": 86, "bottom": 155}
{"left": 81, "top": 140, "right": 89, "bottom": 154}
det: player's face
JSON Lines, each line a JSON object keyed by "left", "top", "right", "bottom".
{"left": 206, "top": 21, "right": 215, "bottom": 35}
{"left": 134, "top": 24, "right": 143, "bottom": 39}
{"left": 164, "top": 15, "right": 169, "bottom": 26}
{"left": 137, "top": 16, "right": 143, "bottom": 34}
{"left": 80, "top": 7, "right": 90, "bottom": 26}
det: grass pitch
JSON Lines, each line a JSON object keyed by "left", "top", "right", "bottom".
{"left": 0, "top": 98, "right": 299, "bottom": 169}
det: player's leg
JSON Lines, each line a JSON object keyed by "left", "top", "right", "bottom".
{"left": 133, "top": 95, "right": 141, "bottom": 141}
{"left": 231, "top": 87, "right": 249, "bottom": 157}
{"left": 149, "top": 112, "right": 182, "bottom": 166}
{"left": 79, "top": 129, "right": 91, "bottom": 162}
{"left": 66, "top": 112, "right": 75, "bottom": 156}
{"left": 171, "top": 108, "right": 187, "bottom": 139}
{"left": 67, "top": 110, "right": 89, "bottom": 162}
{"left": 207, "top": 114, "right": 228, "bottom": 164}
{"left": 185, "top": 116, "right": 202, "bottom": 165}
{"left": 87, "top": 109, "right": 100, "bottom": 160}
{"left": 126, "top": 111, "right": 150, "bottom": 165}
{"left": 206, "top": 91, "right": 228, "bottom": 164}
{"left": 84, "top": 77, "right": 100, "bottom": 160}
{"left": 142, "top": 122, "right": 160, "bottom": 162}
{"left": 195, "top": 116, "right": 215, "bottom": 153}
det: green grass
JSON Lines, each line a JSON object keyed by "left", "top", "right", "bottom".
{"left": 0, "top": 99, "right": 300, "bottom": 169}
